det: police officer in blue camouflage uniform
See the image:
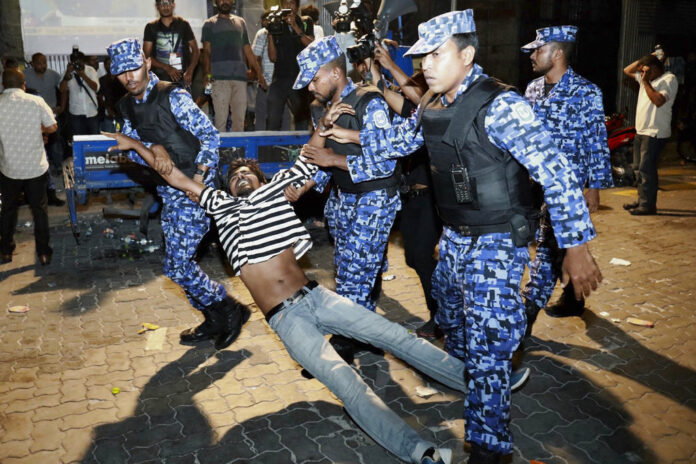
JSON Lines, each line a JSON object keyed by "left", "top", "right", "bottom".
{"left": 331, "top": 11, "right": 603, "bottom": 463}
{"left": 285, "top": 36, "right": 402, "bottom": 363}
{"left": 519, "top": 26, "right": 613, "bottom": 327}
{"left": 106, "top": 38, "right": 246, "bottom": 350}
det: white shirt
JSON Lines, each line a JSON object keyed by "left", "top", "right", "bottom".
{"left": 0, "top": 88, "right": 56, "bottom": 179}
{"left": 67, "top": 65, "right": 100, "bottom": 117}
{"left": 635, "top": 71, "right": 678, "bottom": 138}
{"left": 313, "top": 24, "right": 324, "bottom": 41}
{"left": 251, "top": 28, "right": 274, "bottom": 84}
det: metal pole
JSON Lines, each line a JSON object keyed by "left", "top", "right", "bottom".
{"left": 451, "top": 0, "right": 457, "bottom": 11}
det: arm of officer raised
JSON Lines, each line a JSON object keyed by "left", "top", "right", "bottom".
{"left": 358, "top": 104, "right": 424, "bottom": 163}
{"left": 484, "top": 91, "right": 596, "bottom": 249}
{"left": 584, "top": 86, "right": 613, "bottom": 190}
{"left": 341, "top": 105, "right": 423, "bottom": 184}
{"left": 169, "top": 87, "right": 220, "bottom": 172}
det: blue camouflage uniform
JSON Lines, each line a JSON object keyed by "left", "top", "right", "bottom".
{"left": 520, "top": 27, "right": 613, "bottom": 309}
{"left": 107, "top": 39, "right": 227, "bottom": 311}
{"left": 294, "top": 37, "right": 401, "bottom": 312}
{"left": 355, "top": 11, "right": 596, "bottom": 454}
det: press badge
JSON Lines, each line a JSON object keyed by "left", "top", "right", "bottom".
{"left": 169, "top": 53, "right": 183, "bottom": 70}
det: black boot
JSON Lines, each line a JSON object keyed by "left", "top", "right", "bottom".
{"left": 47, "top": 189, "right": 65, "bottom": 206}
{"left": 209, "top": 297, "right": 250, "bottom": 350}
{"left": 545, "top": 283, "right": 584, "bottom": 318}
{"left": 180, "top": 309, "right": 218, "bottom": 344}
{"left": 468, "top": 444, "right": 501, "bottom": 464}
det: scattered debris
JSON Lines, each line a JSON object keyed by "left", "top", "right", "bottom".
{"left": 610, "top": 258, "right": 631, "bottom": 266}
{"left": 121, "top": 234, "right": 137, "bottom": 244}
{"left": 111, "top": 387, "right": 120, "bottom": 395}
{"left": 138, "top": 322, "right": 160, "bottom": 334}
{"left": 599, "top": 311, "right": 610, "bottom": 317}
{"left": 103, "top": 228, "right": 115, "bottom": 239}
{"left": 85, "top": 226, "right": 93, "bottom": 237}
{"left": 611, "top": 318, "right": 622, "bottom": 323}
{"left": 415, "top": 385, "right": 440, "bottom": 398}
{"left": 383, "top": 275, "right": 396, "bottom": 281}
{"left": 8, "top": 305, "right": 30, "bottom": 314}
{"left": 627, "top": 317, "right": 655, "bottom": 328}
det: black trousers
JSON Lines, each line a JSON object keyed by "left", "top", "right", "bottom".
{"left": 266, "top": 77, "right": 310, "bottom": 130}
{"left": 399, "top": 191, "right": 442, "bottom": 317}
{"left": 0, "top": 171, "right": 51, "bottom": 256}
{"left": 68, "top": 113, "right": 100, "bottom": 137}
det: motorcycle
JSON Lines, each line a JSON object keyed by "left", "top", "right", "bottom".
{"left": 606, "top": 113, "right": 637, "bottom": 187}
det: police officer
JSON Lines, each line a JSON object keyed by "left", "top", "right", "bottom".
{"left": 327, "top": 11, "right": 603, "bottom": 463}
{"left": 285, "top": 36, "right": 401, "bottom": 362}
{"left": 519, "top": 26, "right": 613, "bottom": 324}
{"left": 106, "top": 38, "right": 246, "bottom": 350}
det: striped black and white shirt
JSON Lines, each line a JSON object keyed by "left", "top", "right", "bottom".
{"left": 199, "top": 157, "right": 318, "bottom": 276}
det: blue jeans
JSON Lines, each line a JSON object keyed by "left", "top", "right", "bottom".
{"left": 633, "top": 134, "right": 668, "bottom": 210}
{"left": 268, "top": 285, "right": 467, "bottom": 463}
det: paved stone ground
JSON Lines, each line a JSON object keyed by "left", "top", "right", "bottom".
{"left": 1, "top": 162, "right": 695, "bottom": 464}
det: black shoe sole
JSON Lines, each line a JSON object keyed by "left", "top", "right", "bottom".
{"left": 545, "top": 307, "right": 584, "bottom": 318}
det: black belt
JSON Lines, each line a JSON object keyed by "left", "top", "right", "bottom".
{"left": 264, "top": 280, "right": 319, "bottom": 323}
{"left": 447, "top": 223, "right": 511, "bottom": 236}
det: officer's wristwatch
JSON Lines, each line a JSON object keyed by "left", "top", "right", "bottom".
{"left": 194, "top": 168, "right": 207, "bottom": 177}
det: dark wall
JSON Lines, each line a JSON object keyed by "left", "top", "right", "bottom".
{"left": 0, "top": 0, "right": 24, "bottom": 60}
{"left": 397, "top": 0, "right": 622, "bottom": 112}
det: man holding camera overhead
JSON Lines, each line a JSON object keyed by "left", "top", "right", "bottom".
{"left": 266, "top": 0, "right": 314, "bottom": 130}
{"left": 59, "top": 49, "right": 100, "bottom": 136}
{"left": 201, "top": 0, "right": 265, "bottom": 132}
{"left": 285, "top": 36, "right": 401, "bottom": 364}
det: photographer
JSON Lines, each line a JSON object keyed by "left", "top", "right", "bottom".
{"left": 59, "top": 50, "right": 100, "bottom": 135}
{"left": 266, "top": 0, "right": 314, "bottom": 130}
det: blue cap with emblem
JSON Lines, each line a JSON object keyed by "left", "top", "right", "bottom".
{"left": 521, "top": 25, "right": 577, "bottom": 52}
{"left": 293, "top": 35, "right": 344, "bottom": 90}
{"left": 107, "top": 38, "right": 144, "bottom": 75}
{"left": 404, "top": 10, "right": 476, "bottom": 57}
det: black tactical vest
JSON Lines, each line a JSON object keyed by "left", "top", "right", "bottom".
{"left": 310, "top": 85, "right": 400, "bottom": 194}
{"left": 421, "top": 77, "right": 535, "bottom": 240}
{"left": 118, "top": 82, "right": 200, "bottom": 177}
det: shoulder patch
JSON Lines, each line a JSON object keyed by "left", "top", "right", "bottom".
{"left": 373, "top": 110, "right": 390, "bottom": 129}
{"left": 510, "top": 101, "right": 535, "bottom": 124}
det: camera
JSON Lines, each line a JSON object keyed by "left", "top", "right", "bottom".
{"left": 266, "top": 6, "right": 293, "bottom": 36}
{"left": 346, "top": 33, "right": 377, "bottom": 63}
{"left": 69, "top": 46, "right": 84, "bottom": 72}
{"left": 332, "top": 0, "right": 373, "bottom": 35}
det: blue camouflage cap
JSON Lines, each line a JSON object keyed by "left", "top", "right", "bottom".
{"left": 404, "top": 10, "right": 476, "bottom": 57}
{"left": 293, "top": 36, "right": 344, "bottom": 90}
{"left": 107, "top": 38, "right": 144, "bottom": 75}
{"left": 521, "top": 25, "right": 577, "bottom": 52}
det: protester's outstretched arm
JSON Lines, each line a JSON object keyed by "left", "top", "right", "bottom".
{"left": 102, "top": 131, "right": 204, "bottom": 201}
